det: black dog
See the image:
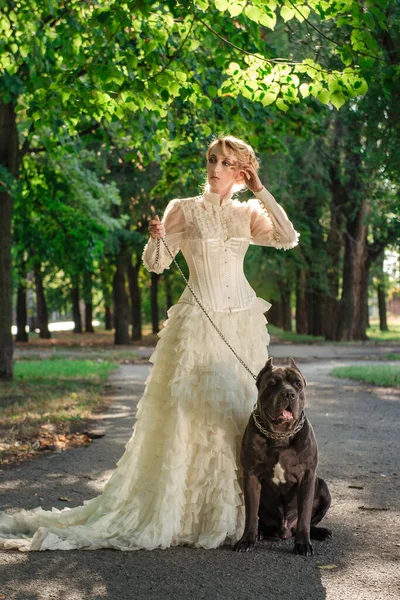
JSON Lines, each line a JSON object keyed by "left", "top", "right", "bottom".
{"left": 235, "top": 358, "right": 331, "bottom": 556}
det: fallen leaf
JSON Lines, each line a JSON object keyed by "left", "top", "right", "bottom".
{"left": 58, "top": 497, "right": 72, "bottom": 502}
{"left": 317, "top": 565, "right": 337, "bottom": 570}
{"left": 348, "top": 485, "right": 364, "bottom": 490}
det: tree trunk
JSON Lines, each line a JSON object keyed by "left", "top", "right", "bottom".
{"left": 268, "top": 301, "right": 283, "bottom": 329}
{"left": 16, "top": 258, "right": 28, "bottom": 342}
{"left": 34, "top": 262, "right": 51, "bottom": 339}
{"left": 83, "top": 271, "right": 94, "bottom": 333}
{"left": 305, "top": 284, "right": 324, "bottom": 337}
{"left": 99, "top": 260, "right": 113, "bottom": 331}
{"left": 71, "top": 277, "right": 82, "bottom": 333}
{"left": 105, "top": 306, "right": 113, "bottom": 330}
{"left": 377, "top": 254, "right": 389, "bottom": 332}
{"left": 295, "top": 267, "right": 308, "bottom": 334}
{"left": 127, "top": 256, "right": 142, "bottom": 341}
{"left": 151, "top": 273, "right": 160, "bottom": 334}
{"left": 324, "top": 156, "right": 346, "bottom": 340}
{"left": 280, "top": 285, "right": 292, "bottom": 332}
{"left": 113, "top": 245, "right": 130, "bottom": 345}
{"left": 377, "top": 285, "right": 388, "bottom": 331}
{"left": 0, "top": 102, "right": 18, "bottom": 379}
{"left": 337, "top": 198, "right": 370, "bottom": 341}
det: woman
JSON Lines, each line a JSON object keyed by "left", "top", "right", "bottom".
{"left": 0, "top": 136, "right": 299, "bottom": 551}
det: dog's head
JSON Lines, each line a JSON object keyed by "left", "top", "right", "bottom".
{"left": 255, "top": 357, "right": 307, "bottom": 432}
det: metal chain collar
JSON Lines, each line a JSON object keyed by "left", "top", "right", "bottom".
{"left": 252, "top": 406, "right": 306, "bottom": 440}
{"left": 155, "top": 237, "right": 258, "bottom": 380}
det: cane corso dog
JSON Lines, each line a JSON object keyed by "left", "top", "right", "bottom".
{"left": 235, "top": 357, "right": 331, "bottom": 556}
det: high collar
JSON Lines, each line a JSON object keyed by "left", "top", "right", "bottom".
{"left": 203, "top": 184, "right": 233, "bottom": 207}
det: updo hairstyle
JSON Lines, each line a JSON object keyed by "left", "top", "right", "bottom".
{"left": 206, "top": 135, "right": 260, "bottom": 173}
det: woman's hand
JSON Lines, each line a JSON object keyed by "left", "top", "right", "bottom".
{"left": 149, "top": 215, "right": 165, "bottom": 239}
{"left": 239, "top": 163, "right": 264, "bottom": 194}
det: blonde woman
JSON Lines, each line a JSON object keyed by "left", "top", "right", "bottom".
{"left": 0, "top": 136, "right": 299, "bottom": 551}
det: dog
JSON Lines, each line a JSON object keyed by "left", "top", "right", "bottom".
{"left": 235, "top": 357, "right": 331, "bottom": 556}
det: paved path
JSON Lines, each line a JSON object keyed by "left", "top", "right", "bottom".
{"left": 1, "top": 355, "right": 399, "bottom": 600}
{"left": 14, "top": 341, "right": 400, "bottom": 362}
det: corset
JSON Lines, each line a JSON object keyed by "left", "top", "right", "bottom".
{"left": 142, "top": 186, "right": 299, "bottom": 313}
{"left": 179, "top": 238, "right": 257, "bottom": 312}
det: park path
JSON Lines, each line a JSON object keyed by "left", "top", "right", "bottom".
{"left": 13, "top": 340, "right": 400, "bottom": 362}
{"left": 0, "top": 351, "right": 399, "bottom": 600}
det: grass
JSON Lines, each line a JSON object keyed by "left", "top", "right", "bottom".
{"left": 267, "top": 319, "right": 400, "bottom": 345}
{"left": 14, "top": 359, "right": 116, "bottom": 381}
{"left": 330, "top": 365, "right": 400, "bottom": 387}
{"left": 13, "top": 318, "right": 400, "bottom": 349}
{"left": 0, "top": 359, "right": 118, "bottom": 466}
{"left": 366, "top": 323, "right": 400, "bottom": 342}
{"left": 15, "top": 327, "right": 159, "bottom": 349}
{"left": 15, "top": 348, "right": 151, "bottom": 363}
{"left": 384, "top": 353, "right": 400, "bottom": 361}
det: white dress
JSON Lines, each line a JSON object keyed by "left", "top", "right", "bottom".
{"left": 0, "top": 186, "right": 299, "bottom": 551}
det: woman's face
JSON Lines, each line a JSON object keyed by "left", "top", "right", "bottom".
{"left": 206, "top": 143, "right": 242, "bottom": 196}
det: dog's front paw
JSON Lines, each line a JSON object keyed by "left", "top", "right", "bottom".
{"left": 310, "top": 526, "right": 332, "bottom": 541}
{"left": 234, "top": 538, "right": 256, "bottom": 552}
{"left": 293, "top": 541, "right": 314, "bottom": 556}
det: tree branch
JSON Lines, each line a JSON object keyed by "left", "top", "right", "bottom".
{"left": 21, "top": 123, "right": 101, "bottom": 156}
{"left": 286, "top": 0, "right": 384, "bottom": 62}
{"left": 148, "top": 14, "right": 197, "bottom": 81}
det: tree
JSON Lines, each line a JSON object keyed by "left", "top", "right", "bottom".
{"left": 0, "top": 0, "right": 391, "bottom": 377}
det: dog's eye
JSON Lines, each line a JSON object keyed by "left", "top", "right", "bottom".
{"left": 295, "top": 381, "right": 302, "bottom": 388}
{"left": 270, "top": 379, "right": 277, "bottom": 386}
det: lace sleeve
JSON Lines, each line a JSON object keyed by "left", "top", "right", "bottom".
{"left": 142, "top": 199, "right": 185, "bottom": 274}
{"left": 249, "top": 187, "right": 300, "bottom": 250}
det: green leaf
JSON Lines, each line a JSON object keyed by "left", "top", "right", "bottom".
{"left": 260, "top": 89, "right": 279, "bottom": 106}
{"left": 276, "top": 98, "right": 289, "bottom": 112}
{"left": 317, "top": 89, "right": 331, "bottom": 104}
{"left": 299, "top": 83, "right": 311, "bottom": 98}
{"left": 195, "top": 0, "right": 209, "bottom": 9}
{"left": 330, "top": 91, "right": 346, "bottom": 109}
{"left": 354, "top": 79, "right": 368, "bottom": 96}
{"left": 214, "top": 0, "right": 230, "bottom": 11}
{"left": 281, "top": 5, "right": 295, "bottom": 21}
{"left": 294, "top": 4, "right": 310, "bottom": 22}
{"left": 228, "top": 2, "right": 244, "bottom": 17}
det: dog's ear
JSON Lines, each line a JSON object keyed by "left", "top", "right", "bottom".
{"left": 256, "top": 357, "right": 274, "bottom": 389}
{"left": 288, "top": 357, "right": 307, "bottom": 387}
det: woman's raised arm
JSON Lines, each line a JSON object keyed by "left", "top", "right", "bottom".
{"left": 249, "top": 187, "right": 299, "bottom": 250}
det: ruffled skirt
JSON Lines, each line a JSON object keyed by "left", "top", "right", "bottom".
{"left": 0, "top": 298, "right": 270, "bottom": 551}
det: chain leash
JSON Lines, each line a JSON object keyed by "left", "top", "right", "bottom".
{"left": 155, "top": 237, "right": 258, "bottom": 381}
{"left": 155, "top": 237, "right": 307, "bottom": 440}
{"left": 252, "top": 407, "right": 306, "bottom": 440}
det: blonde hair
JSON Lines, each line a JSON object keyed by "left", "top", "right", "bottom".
{"left": 206, "top": 135, "right": 260, "bottom": 172}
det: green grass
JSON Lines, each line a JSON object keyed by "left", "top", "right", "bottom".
{"left": 367, "top": 323, "right": 400, "bottom": 342}
{"left": 15, "top": 348, "right": 148, "bottom": 363}
{"left": 267, "top": 324, "right": 325, "bottom": 343}
{"left": 330, "top": 365, "right": 400, "bottom": 387}
{"left": 384, "top": 353, "right": 400, "bottom": 361}
{"left": 0, "top": 359, "right": 118, "bottom": 464}
{"left": 14, "top": 359, "right": 116, "bottom": 381}
{"left": 268, "top": 321, "right": 400, "bottom": 345}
